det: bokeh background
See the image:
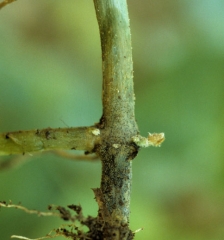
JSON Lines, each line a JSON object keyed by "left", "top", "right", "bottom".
{"left": 1, "top": 0, "right": 224, "bottom": 239}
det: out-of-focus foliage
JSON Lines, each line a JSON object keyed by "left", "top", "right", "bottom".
{"left": 0, "top": 0, "right": 224, "bottom": 239}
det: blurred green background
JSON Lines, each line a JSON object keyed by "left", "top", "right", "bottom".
{"left": 1, "top": 0, "right": 224, "bottom": 239}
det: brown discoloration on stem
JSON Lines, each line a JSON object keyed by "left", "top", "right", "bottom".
{"left": 93, "top": 188, "right": 135, "bottom": 240}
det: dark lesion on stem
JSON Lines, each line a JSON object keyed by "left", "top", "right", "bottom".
{"left": 92, "top": 0, "right": 140, "bottom": 238}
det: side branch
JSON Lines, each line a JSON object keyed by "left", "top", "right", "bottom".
{"left": 0, "top": 126, "right": 101, "bottom": 156}
{"left": 0, "top": 0, "right": 16, "bottom": 9}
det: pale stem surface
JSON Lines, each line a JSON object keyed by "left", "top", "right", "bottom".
{"left": 0, "top": 127, "right": 100, "bottom": 155}
{"left": 94, "top": 0, "right": 137, "bottom": 133}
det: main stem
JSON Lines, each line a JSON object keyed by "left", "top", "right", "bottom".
{"left": 94, "top": 0, "right": 138, "bottom": 238}
{"left": 95, "top": 0, "right": 136, "bottom": 131}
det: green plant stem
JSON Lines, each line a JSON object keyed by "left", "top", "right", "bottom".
{"left": 93, "top": 0, "right": 139, "bottom": 238}
{"left": 94, "top": 0, "right": 137, "bottom": 132}
{"left": 0, "top": 127, "right": 100, "bottom": 155}
{"left": 0, "top": 1, "right": 164, "bottom": 238}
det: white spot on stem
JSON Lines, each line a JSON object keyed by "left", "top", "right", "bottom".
{"left": 91, "top": 129, "right": 100, "bottom": 136}
{"left": 112, "top": 143, "right": 121, "bottom": 148}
